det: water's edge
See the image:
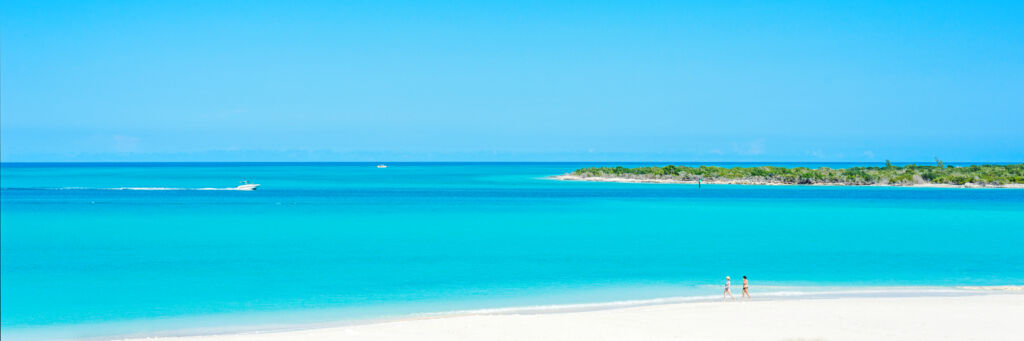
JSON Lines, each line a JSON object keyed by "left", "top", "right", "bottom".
{"left": 6, "top": 285, "right": 1019, "bottom": 341}
{"left": 129, "top": 286, "right": 1019, "bottom": 340}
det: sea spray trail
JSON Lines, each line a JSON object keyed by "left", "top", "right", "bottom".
{"left": 2, "top": 162, "right": 1023, "bottom": 340}
{"left": 99, "top": 187, "right": 254, "bottom": 191}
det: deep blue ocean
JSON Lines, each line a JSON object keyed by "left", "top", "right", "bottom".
{"left": 2, "top": 162, "right": 1023, "bottom": 339}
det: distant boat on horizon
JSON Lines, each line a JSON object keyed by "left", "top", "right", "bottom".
{"left": 377, "top": 164, "right": 388, "bottom": 169}
{"left": 235, "top": 180, "right": 260, "bottom": 190}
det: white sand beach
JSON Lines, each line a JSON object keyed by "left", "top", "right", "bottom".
{"left": 127, "top": 290, "right": 1023, "bottom": 341}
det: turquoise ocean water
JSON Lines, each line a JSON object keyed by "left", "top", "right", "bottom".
{"left": 2, "top": 162, "right": 1023, "bottom": 339}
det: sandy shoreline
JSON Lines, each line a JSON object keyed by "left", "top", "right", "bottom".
{"left": 124, "top": 288, "right": 1024, "bottom": 341}
{"left": 552, "top": 174, "right": 1024, "bottom": 188}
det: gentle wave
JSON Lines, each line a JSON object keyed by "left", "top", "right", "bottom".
{"left": 956, "top": 285, "right": 1024, "bottom": 291}
{"left": 412, "top": 287, "right": 971, "bottom": 318}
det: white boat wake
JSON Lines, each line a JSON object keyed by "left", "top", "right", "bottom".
{"left": 108, "top": 186, "right": 258, "bottom": 191}
{"left": 42, "top": 182, "right": 261, "bottom": 191}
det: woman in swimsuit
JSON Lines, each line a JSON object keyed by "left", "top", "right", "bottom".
{"left": 741, "top": 276, "right": 750, "bottom": 300}
{"left": 723, "top": 276, "right": 736, "bottom": 301}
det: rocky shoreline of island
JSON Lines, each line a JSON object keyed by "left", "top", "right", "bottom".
{"left": 552, "top": 174, "right": 1024, "bottom": 188}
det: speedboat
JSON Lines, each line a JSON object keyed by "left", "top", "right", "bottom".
{"left": 377, "top": 164, "right": 388, "bottom": 169}
{"left": 235, "top": 180, "right": 260, "bottom": 190}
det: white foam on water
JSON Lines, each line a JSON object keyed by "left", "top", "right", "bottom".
{"left": 41, "top": 187, "right": 255, "bottom": 191}
{"left": 408, "top": 286, "right": 972, "bottom": 318}
{"left": 113, "top": 187, "right": 248, "bottom": 191}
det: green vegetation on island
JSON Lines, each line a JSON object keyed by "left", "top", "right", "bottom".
{"left": 569, "top": 161, "right": 1024, "bottom": 186}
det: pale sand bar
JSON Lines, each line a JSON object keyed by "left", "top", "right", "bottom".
{"left": 129, "top": 291, "right": 1023, "bottom": 341}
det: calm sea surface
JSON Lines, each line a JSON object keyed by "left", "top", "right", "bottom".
{"left": 2, "top": 162, "right": 1023, "bottom": 339}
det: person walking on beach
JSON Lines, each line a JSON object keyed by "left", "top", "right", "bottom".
{"left": 742, "top": 276, "right": 750, "bottom": 300}
{"left": 723, "top": 276, "right": 736, "bottom": 301}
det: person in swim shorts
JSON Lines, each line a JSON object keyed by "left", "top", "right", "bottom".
{"left": 723, "top": 276, "right": 736, "bottom": 301}
{"left": 742, "top": 276, "right": 750, "bottom": 300}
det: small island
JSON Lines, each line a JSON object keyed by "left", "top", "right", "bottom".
{"left": 555, "top": 162, "right": 1024, "bottom": 188}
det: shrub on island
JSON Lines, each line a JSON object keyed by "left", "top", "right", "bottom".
{"left": 570, "top": 163, "right": 1024, "bottom": 186}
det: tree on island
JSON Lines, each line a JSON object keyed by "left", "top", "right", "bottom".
{"left": 569, "top": 163, "right": 1024, "bottom": 186}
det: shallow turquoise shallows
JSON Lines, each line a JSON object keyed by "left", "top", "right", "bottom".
{"left": 2, "top": 162, "right": 1023, "bottom": 339}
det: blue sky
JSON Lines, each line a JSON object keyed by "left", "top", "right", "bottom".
{"left": 2, "top": 1, "right": 1022, "bottom": 162}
